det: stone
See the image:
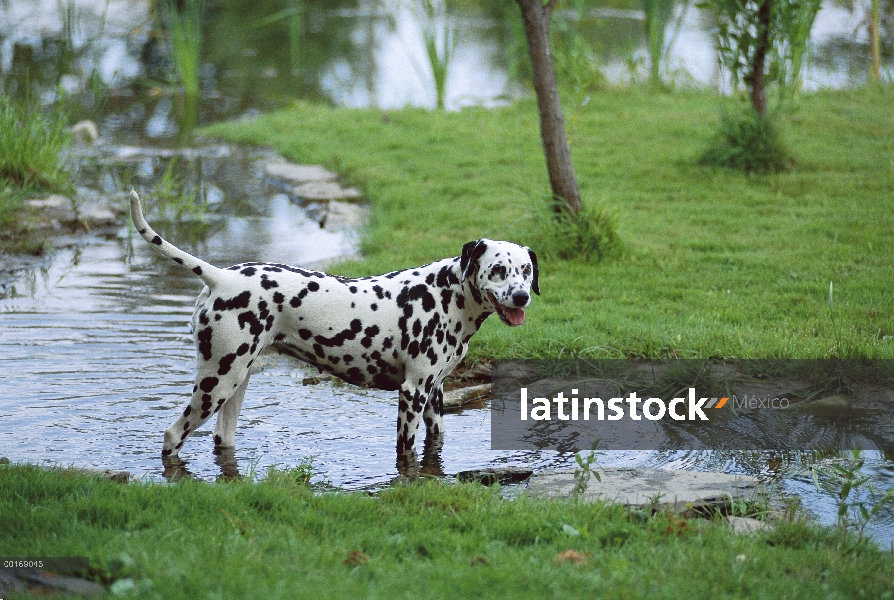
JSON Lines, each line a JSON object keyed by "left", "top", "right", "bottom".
{"left": 265, "top": 163, "right": 338, "bottom": 185}
{"left": 0, "top": 569, "right": 105, "bottom": 597}
{"left": 291, "top": 181, "right": 362, "bottom": 202}
{"left": 26, "top": 195, "right": 76, "bottom": 219}
{"left": 727, "top": 516, "right": 774, "bottom": 535}
{"left": 527, "top": 467, "right": 763, "bottom": 512}
{"left": 811, "top": 394, "right": 848, "bottom": 408}
{"left": 25, "top": 195, "right": 77, "bottom": 229}
{"left": 443, "top": 383, "right": 491, "bottom": 409}
{"left": 70, "top": 120, "right": 99, "bottom": 144}
{"left": 456, "top": 467, "right": 533, "bottom": 485}
{"left": 324, "top": 200, "right": 369, "bottom": 231}
{"left": 104, "top": 470, "right": 131, "bottom": 483}
{"left": 77, "top": 202, "right": 119, "bottom": 227}
{"left": 67, "top": 467, "right": 130, "bottom": 483}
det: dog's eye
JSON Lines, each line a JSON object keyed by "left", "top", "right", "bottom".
{"left": 522, "top": 265, "right": 532, "bottom": 278}
{"left": 490, "top": 266, "right": 507, "bottom": 280}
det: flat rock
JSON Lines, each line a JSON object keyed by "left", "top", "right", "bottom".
{"left": 78, "top": 202, "right": 119, "bottom": 227}
{"left": 527, "top": 467, "right": 763, "bottom": 512}
{"left": 292, "top": 181, "right": 362, "bottom": 201}
{"left": 66, "top": 467, "right": 131, "bottom": 483}
{"left": 324, "top": 200, "right": 369, "bottom": 231}
{"left": 0, "top": 569, "right": 105, "bottom": 597}
{"left": 810, "top": 394, "right": 849, "bottom": 407}
{"left": 26, "top": 195, "right": 77, "bottom": 227}
{"left": 443, "top": 383, "right": 491, "bottom": 409}
{"left": 727, "top": 516, "right": 774, "bottom": 535}
{"left": 456, "top": 467, "right": 533, "bottom": 485}
{"left": 265, "top": 163, "right": 338, "bottom": 185}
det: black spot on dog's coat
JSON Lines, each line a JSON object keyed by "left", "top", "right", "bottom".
{"left": 213, "top": 291, "right": 252, "bottom": 311}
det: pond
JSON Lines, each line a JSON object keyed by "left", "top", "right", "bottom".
{"left": 1, "top": 0, "right": 892, "bottom": 547}
{"left": 2, "top": 0, "right": 889, "bottom": 143}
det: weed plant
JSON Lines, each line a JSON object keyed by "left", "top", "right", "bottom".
{"left": 164, "top": 0, "right": 203, "bottom": 98}
{"left": 0, "top": 96, "right": 71, "bottom": 190}
{"left": 530, "top": 199, "right": 622, "bottom": 263}
{"left": 414, "top": 0, "right": 456, "bottom": 110}
{"left": 129, "top": 158, "right": 207, "bottom": 224}
{"left": 700, "top": 105, "right": 792, "bottom": 172}
{"left": 809, "top": 449, "right": 894, "bottom": 552}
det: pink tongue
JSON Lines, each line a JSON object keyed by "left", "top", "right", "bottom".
{"left": 505, "top": 307, "right": 526, "bottom": 326}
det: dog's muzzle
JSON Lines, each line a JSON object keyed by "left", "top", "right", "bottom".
{"left": 488, "top": 292, "right": 526, "bottom": 326}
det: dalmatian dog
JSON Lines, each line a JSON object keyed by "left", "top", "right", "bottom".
{"left": 129, "top": 190, "right": 539, "bottom": 464}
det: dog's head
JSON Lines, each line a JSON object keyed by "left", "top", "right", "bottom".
{"left": 460, "top": 238, "right": 539, "bottom": 327}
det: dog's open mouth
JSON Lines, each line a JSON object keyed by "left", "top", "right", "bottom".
{"left": 488, "top": 292, "right": 525, "bottom": 326}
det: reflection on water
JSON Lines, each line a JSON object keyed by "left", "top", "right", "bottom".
{"left": 2, "top": 0, "right": 890, "bottom": 145}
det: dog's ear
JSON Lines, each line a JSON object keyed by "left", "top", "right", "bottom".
{"left": 460, "top": 240, "right": 488, "bottom": 283}
{"left": 527, "top": 247, "right": 540, "bottom": 295}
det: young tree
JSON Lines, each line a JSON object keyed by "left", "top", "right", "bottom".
{"left": 514, "top": 0, "right": 582, "bottom": 215}
{"left": 702, "top": 0, "right": 820, "bottom": 172}
{"left": 711, "top": 0, "right": 821, "bottom": 115}
{"left": 871, "top": 0, "right": 881, "bottom": 81}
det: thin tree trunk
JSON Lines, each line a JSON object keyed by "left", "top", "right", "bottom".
{"left": 745, "top": 0, "right": 771, "bottom": 117}
{"left": 870, "top": 0, "right": 881, "bottom": 82}
{"left": 515, "top": 0, "right": 582, "bottom": 214}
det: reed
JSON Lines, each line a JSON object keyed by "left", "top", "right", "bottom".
{"left": 416, "top": 0, "right": 456, "bottom": 110}
{"left": 164, "top": 0, "right": 204, "bottom": 99}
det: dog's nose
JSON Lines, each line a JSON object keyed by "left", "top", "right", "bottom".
{"left": 512, "top": 291, "right": 529, "bottom": 307}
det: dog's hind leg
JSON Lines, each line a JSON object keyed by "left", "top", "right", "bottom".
{"left": 162, "top": 365, "right": 251, "bottom": 458}
{"left": 213, "top": 372, "right": 250, "bottom": 449}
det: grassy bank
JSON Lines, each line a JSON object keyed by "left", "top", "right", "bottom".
{"left": 0, "top": 97, "right": 72, "bottom": 255}
{"left": 203, "top": 88, "right": 894, "bottom": 360}
{"left": 2, "top": 464, "right": 893, "bottom": 599}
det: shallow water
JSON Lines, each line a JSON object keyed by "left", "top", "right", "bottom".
{"left": 0, "top": 232, "right": 581, "bottom": 489}
{"left": 0, "top": 141, "right": 578, "bottom": 490}
{"left": 1, "top": 0, "right": 892, "bottom": 546}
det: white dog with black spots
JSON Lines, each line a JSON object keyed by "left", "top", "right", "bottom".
{"left": 129, "top": 190, "right": 539, "bottom": 464}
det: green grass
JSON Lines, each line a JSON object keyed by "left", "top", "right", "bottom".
{"left": 201, "top": 87, "right": 894, "bottom": 361}
{"left": 164, "top": 0, "right": 203, "bottom": 98}
{"left": 0, "top": 97, "right": 72, "bottom": 255}
{"left": 0, "top": 96, "right": 71, "bottom": 190}
{"left": 2, "top": 464, "right": 893, "bottom": 599}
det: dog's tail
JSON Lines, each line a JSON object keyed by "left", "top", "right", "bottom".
{"left": 129, "top": 190, "right": 223, "bottom": 287}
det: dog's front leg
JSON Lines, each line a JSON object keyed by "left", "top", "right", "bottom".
{"left": 396, "top": 380, "right": 429, "bottom": 462}
{"left": 422, "top": 386, "right": 444, "bottom": 449}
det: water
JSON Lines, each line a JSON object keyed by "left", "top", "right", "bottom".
{"left": 1, "top": 0, "right": 889, "bottom": 145}
{"left": 1, "top": 0, "right": 892, "bottom": 545}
